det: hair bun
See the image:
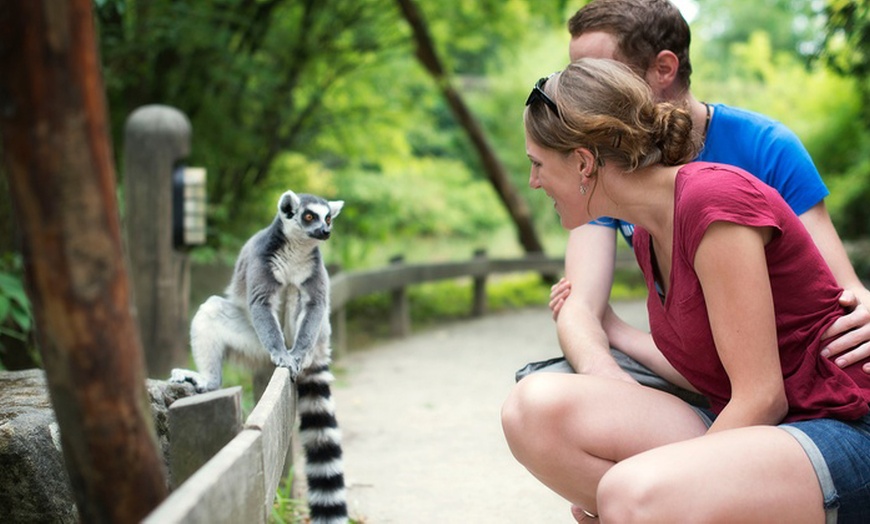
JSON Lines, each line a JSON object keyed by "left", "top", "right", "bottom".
{"left": 654, "top": 103, "right": 697, "bottom": 166}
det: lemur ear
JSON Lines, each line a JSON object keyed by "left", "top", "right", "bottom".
{"left": 328, "top": 200, "right": 344, "bottom": 219}
{"left": 278, "top": 190, "right": 301, "bottom": 218}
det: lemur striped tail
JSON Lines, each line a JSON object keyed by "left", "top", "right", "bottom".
{"left": 297, "top": 364, "right": 348, "bottom": 524}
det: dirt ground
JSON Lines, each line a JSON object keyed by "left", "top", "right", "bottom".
{"left": 294, "top": 301, "right": 648, "bottom": 523}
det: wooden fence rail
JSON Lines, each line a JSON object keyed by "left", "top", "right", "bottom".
{"left": 149, "top": 250, "right": 637, "bottom": 522}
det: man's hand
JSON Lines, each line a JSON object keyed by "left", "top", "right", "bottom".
{"left": 821, "top": 289, "right": 870, "bottom": 374}
{"left": 549, "top": 278, "right": 572, "bottom": 321}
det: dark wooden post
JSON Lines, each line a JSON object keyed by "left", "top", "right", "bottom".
{"left": 389, "top": 255, "right": 411, "bottom": 337}
{"left": 328, "top": 265, "right": 348, "bottom": 358}
{"left": 124, "top": 105, "right": 192, "bottom": 378}
{"left": 0, "top": 1, "right": 168, "bottom": 522}
{"left": 472, "top": 249, "right": 488, "bottom": 317}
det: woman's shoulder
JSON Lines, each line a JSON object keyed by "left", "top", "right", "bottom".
{"left": 678, "top": 161, "right": 757, "bottom": 188}
{"left": 676, "top": 162, "right": 777, "bottom": 218}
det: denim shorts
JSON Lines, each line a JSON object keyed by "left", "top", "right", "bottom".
{"left": 780, "top": 413, "right": 870, "bottom": 523}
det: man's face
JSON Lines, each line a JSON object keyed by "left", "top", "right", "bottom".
{"left": 568, "top": 31, "right": 620, "bottom": 62}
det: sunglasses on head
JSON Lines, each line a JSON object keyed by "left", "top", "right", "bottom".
{"left": 525, "top": 75, "right": 560, "bottom": 117}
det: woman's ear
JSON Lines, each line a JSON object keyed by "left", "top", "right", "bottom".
{"left": 575, "top": 147, "right": 597, "bottom": 178}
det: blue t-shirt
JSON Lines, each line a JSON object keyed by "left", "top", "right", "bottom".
{"left": 591, "top": 103, "right": 829, "bottom": 246}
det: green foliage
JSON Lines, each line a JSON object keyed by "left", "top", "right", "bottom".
{"left": 94, "top": 0, "right": 870, "bottom": 264}
{"left": 826, "top": 156, "right": 870, "bottom": 240}
{"left": 468, "top": 29, "right": 570, "bottom": 231}
{"left": 820, "top": 0, "right": 870, "bottom": 80}
{"left": 0, "top": 254, "right": 39, "bottom": 370}
{"left": 696, "top": 32, "right": 864, "bottom": 175}
{"left": 270, "top": 469, "right": 307, "bottom": 524}
{"left": 332, "top": 158, "right": 509, "bottom": 269}
{"left": 344, "top": 271, "right": 646, "bottom": 349}
{"left": 693, "top": 0, "right": 824, "bottom": 66}
{"left": 693, "top": 27, "right": 870, "bottom": 238}
{"left": 270, "top": 468, "right": 367, "bottom": 523}
{"left": 819, "top": 0, "right": 870, "bottom": 138}
{"left": 0, "top": 266, "right": 31, "bottom": 343}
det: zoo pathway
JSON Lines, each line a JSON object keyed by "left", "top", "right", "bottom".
{"left": 294, "top": 300, "right": 649, "bottom": 523}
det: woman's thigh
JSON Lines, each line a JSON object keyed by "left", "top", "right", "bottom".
{"left": 502, "top": 373, "right": 710, "bottom": 507}
{"left": 503, "top": 373, "right": 710, "bottom": 459}
{"left": 598, "top": 426, "right": 824, "bottom": 523}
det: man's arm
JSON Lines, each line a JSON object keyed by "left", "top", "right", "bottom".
{"left": 556, "top": 224, "right": 635, "bottom": 383}
{"left": 798, "top": 201, "right": 870, "bottom": 373}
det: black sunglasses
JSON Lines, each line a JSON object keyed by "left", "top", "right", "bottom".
{"left": 525, "top": 75, "right": 559, "bottom": 117}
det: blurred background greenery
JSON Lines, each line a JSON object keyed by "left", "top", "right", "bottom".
{"left": 89, "top": 0, "right": 870, "bottom": 267}
{"left": 1, "top": 0, "right": 869, "bottom": 367}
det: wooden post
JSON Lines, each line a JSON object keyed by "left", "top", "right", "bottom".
{"left": 472, "top": 249, "right": 487, "bottom": 317}
{"left": 389, "top": 255, "right": 411, "bottom": 337}
{"left": 0, "top": 1, "right": 168, "bottom": 522}
{"left": 169, "top": 387, "right": 243, "bottom": 489}
{"left": 328, "top": 266, "right": 348, "bottom": 358}
{"left": 124, "top": 105, "right": 192, "bottom": 378}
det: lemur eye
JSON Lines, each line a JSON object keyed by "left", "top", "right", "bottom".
{"left": 303, "top": 212, "right": 314, "bottom": 222}
{"left": 325, "top": 216, "right": 331, "bottom": 225}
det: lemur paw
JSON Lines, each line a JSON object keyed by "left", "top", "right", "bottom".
{"left": 270, "top": 351, "right": 301, "bottom": 380}
{"left": 169, "top": 368, "right": 212, "bottom": 393}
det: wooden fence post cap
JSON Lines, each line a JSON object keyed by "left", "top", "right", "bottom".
{"left": 124, "top": 105, "right": 192, "bottom": 156}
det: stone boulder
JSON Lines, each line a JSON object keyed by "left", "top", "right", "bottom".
{"left": 0, "top": 369, "right": 196, "bottom": 522}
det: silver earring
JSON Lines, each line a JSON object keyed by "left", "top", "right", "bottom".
{"left": 580, "top": 184, "right": 588, "bottom": 195}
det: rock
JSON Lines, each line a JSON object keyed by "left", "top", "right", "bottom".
{"left": 0, "top": 369, "right": 197, "bottom": 522}
{"left": 0, "top": 369, "right": 75, "bottom": 523}
{"left": 146, "top": 378, "right": 199, "bottom": 471}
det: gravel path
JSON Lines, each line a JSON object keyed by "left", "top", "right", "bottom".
{"left": 310, "top": 300, "right": 649, "bottom": 523}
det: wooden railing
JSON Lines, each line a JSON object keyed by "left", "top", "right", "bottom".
{"left": 329, "top": 251, "right": 561, "bottom": 353}
{"left": 147, "top": 250, "right": 636, "bottom": 522}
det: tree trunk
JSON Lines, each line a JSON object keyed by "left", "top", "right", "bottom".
{"left": 395, "top": 0, "right": 545, "bottom": 254}
{"left": 0, "top": 1, "right": 168, "bottom": 522}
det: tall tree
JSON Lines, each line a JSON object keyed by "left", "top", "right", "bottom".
{"left": 0, "top": 1, "right": 168, "bottom": 520}
{"left": 395, "top": 0, "right": 545, "bottom": 253}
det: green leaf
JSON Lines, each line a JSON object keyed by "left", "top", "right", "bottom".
{"left": 0, "top": 295, "right": 9, "bottom": 322}
{"left": 10, "top": 305, "right": 31, "bottom": 332}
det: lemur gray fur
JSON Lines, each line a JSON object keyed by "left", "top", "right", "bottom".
{"left": 169, "top": 190, "right": 347, "bottom": 524}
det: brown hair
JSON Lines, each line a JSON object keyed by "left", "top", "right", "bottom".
{"left": 524, "top": 58, "right": 699, "bottom": 170}
{"left": 567, "top": 0, "right": 692, "bottom": 89}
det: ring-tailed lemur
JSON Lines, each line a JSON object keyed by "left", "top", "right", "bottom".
{"left": 170, "top": 190, "right": 347, "bottom": 524}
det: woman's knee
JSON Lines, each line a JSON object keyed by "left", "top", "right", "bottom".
{"left": 501, "top": 374, "right": 569, "bottom": 456}
{"left": 597, "top": 456, "right": 682, "bottom": 522}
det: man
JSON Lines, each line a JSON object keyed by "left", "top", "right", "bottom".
{"left": 520, "top": 0, "right": 870, "bottom": 404}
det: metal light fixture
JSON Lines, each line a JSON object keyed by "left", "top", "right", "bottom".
{"left": 172, "top": 165, "right": 207, "bottom": 248}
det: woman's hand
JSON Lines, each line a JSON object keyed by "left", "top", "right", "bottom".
{"left": 821, "top": 289, "right": 870, "bottom": 373}
{"left": 549, "top": 277, "right": 572, "bottom": 321}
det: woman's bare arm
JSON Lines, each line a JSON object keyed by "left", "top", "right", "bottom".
{"left": 694, "top": 222, "right": 788, "bottom": 432}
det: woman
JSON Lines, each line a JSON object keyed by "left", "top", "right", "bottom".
{"left": 502, "top": 58, "right": 870, "bottom": 522}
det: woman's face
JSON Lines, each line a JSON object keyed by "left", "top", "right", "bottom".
{"left": 525, "top": 132, "right": 590, "bottom": 229}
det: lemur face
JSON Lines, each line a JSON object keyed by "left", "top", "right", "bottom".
{"left": 278, "top": 190, "right": 344, "bottom": 241}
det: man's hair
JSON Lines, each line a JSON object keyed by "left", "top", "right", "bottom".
{"left": 568, "top": 0, "right": 692, "bottom": 88}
